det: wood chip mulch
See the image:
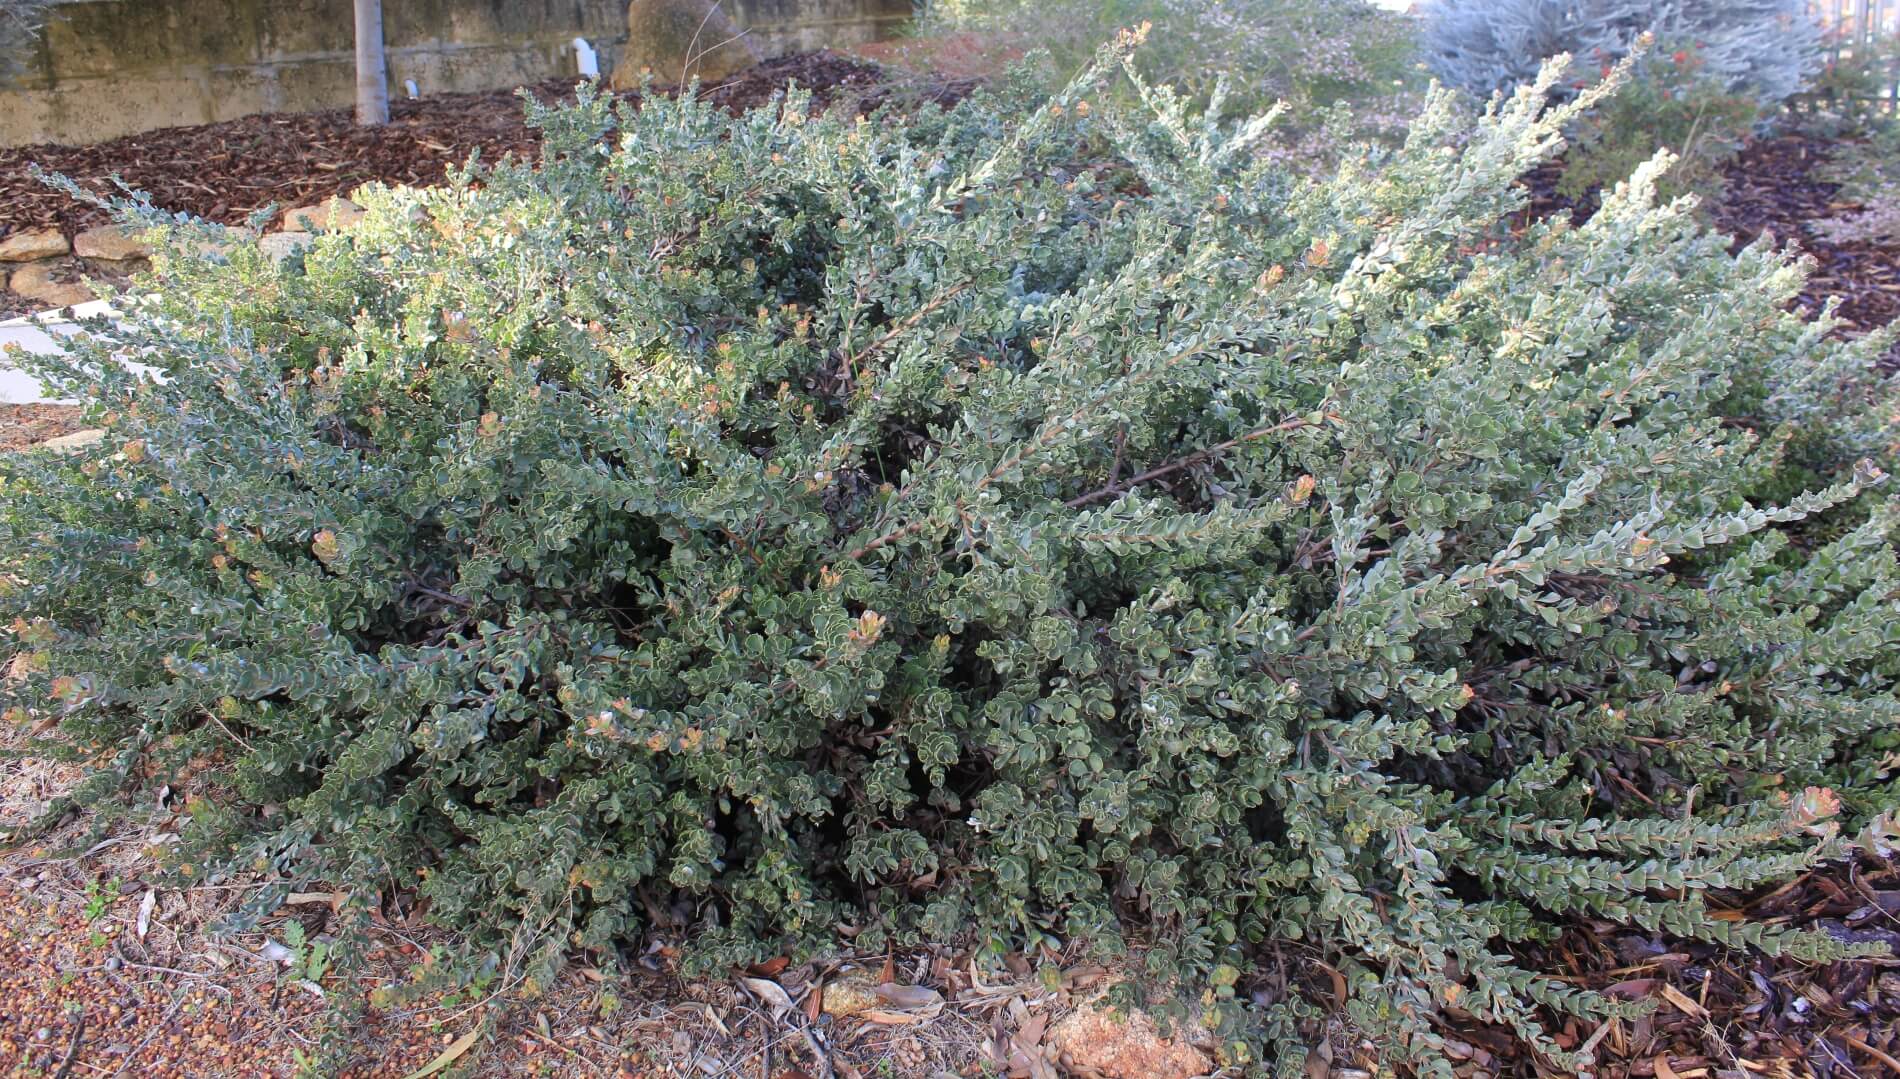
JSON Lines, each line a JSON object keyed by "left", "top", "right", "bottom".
{"left": 1445, "top": 856, "right": 1900, "bottom": 1078}
{"left": 0, "top": 403, "right": 88, "bottom": 452}
{"left": 0, "top": 51, "right": 966, "bottom": 244}
{"left": 1710, "top": 135, "right": 1900, "bottom": 361}
{"left": 1524, "top": 131, "right": 1900, "bottom": 370}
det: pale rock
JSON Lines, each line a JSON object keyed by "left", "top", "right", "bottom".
{"left": 257, "top": 231, "right": 313, "bottom": 265}
{"left": 73, "top": 224, "right": 150, "bottom": 261}
{"left": 32, "top": 428, "right": 105, "bottom": 453}
{"left": 281, "top": 197, "right": 365, "bottom": 232}
{"left": 1048, "top": 1003, "right": 1214, "bottom": 1079}
{"left": 8, "top": 262, "right": 91, "bottom": 308}
{"left": 819, "top": 972, "right": 883, "bottom": 1019}
{"left": 0, "top": 228, "right": 69, "bottom": 262}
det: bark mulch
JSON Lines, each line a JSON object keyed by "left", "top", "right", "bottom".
{"left": 1524, "top": 131, "right": 1900, "bottom": 369}
{"left": 1710, "top": 135, "right": 1900, "bottom": 360}
{"left": 0, "top": 403, "right": 89, "bottom": 452}
{"left": 0, "top": 51, "right": 969, "bottom": 243}
{"left": 1439, "top": 856, "right": 1900, "bottom": 1078}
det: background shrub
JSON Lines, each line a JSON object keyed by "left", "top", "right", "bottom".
{"left": 919, "top": 0, "right": 1420, "bottom": 119}
{"left": 4, "top": 41, "right": 1898, "bottom": 1075}
{"left": 1419, "top": 0, "right": 1823, "bottom": 110}
{"left": 1554, "top": 44, "right": 1762, "bottom": 204}
{"left": 0, "top": 0, "right": 54, "bottom": 78}
{"left": 1811, "top": 43, "right": 1900, "bottom": 247}
{"left": 1803, "top": 31, "right": 1900, "bottom": 134}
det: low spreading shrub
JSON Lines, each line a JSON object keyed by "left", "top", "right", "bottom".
{"left": 4, "top": 38, "right": 1898, "bottom": 1074}
{"left": 1419, "top": 0, "right": 1822, "bottom": 110}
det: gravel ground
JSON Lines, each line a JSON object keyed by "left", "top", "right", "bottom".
{"left": 0, "top": 708, "right": 998, "bottom": 1078}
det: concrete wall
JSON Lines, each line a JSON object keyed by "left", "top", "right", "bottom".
{"left": 718, "top": 0, "right": 911, "bottom": 58}
{"left": 2, "top": 0, "right": 912, "bottom": 148}
{"left": 610, "top": 0, "right": 911, "bottom": 85}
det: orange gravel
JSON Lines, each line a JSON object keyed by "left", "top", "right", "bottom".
{"left": 2, "top": 886, "right": 306, "bottom": 1077}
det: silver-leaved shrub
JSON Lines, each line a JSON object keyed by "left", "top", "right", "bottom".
{"left": 4, "top": 38, "right": 1896, "bottom": 1075}
{"left": 1419, "top": 0, "right": 1822, "bottom": 109}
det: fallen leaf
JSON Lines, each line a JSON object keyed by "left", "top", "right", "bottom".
{"left": 748, "top": 956, "right": 791, "bottom": 977}
{"left": 400, "top": 1026, "right": 481, "bottom": 1079}
{"left": 1016, "top": 1010, "right": 1048, "bottom": 1048}
{"left": 741, "top": 976, "right": 796, "bottom": 1020}
{"left": 874, "top": 982, "right": 943, "bottom": 1010}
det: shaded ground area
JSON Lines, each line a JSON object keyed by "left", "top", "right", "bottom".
{"left": 0, "top": 52, "right": 969, "bottom": 243}
{"left": 1711, "top": 135, "right": 1900, "bottom": 354}
{"left": 1439, "top": 858, "right": 1900, "bottom": 1078}
{"left": 0, "top": 700, "right": 1077, "bottom": 1077}
{"left": 0, "top": 404, "right": 89, "bottom": 452}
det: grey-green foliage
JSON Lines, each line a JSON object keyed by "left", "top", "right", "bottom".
{"left": 1420, "top": 0, "right": 1823, "bottom": 107}
{"left": 3, "top": 40, "right": 1897, "bottom": 1075}
{"left": 0, "top": 0, "right": 53, "bottom": 78}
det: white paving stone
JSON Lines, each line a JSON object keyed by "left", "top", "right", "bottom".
{"left": 0, "top": 300, "right": 152, "bottom": 404}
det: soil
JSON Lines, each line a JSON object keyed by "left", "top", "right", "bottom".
{"left": 0, "top": 403, "right": 89, "bottom": 452}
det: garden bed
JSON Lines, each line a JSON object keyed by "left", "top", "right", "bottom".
{"left": 1, "top": 36, "right": 1896, "bottom": 1079}
{"left": 1712, "top": 134, "right": 1900, "bottom": 361}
